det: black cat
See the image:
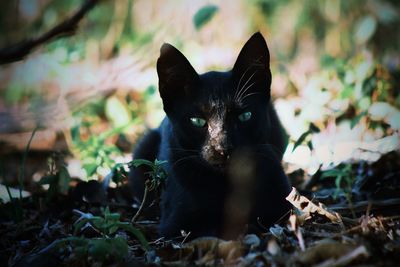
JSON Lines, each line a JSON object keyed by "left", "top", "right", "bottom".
{"left": 129, "top": 32, "right": 291, "bottom": 239}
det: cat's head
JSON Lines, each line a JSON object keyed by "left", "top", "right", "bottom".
{"left": 157, "top": 32, "right": 273, "bottom": 168}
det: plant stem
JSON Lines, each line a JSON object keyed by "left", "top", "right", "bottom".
{"left": 19, "top": 127, "right": 37, "bottom": 199}
{"left": 131, "top": 182, "right": 149, "bottom": 223}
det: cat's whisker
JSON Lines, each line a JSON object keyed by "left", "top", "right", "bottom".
{"left": 237, "top": 92, "right": 263, "bottom": 103}
{"left": 168, "top": 148, "right": 199, "bottom": 153}
{"left": 234, "top": 64, "right": 256, "bottom": 100}
{"left": 233, "top": 55, "right": 264, "bottom": 98}
{"left": 236, "top": 81, "right": 256, "bottom": 102}
{"left": 172, "top": 155, "right": 199, "bottom": 168}
{"left": 235, "top": 71, "right": 257, "bottom": 101}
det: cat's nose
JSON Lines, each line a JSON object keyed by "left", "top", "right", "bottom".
{"left": 215, "top": 146, "right": 232, "bottom": 160}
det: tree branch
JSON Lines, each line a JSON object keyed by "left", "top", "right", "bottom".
{"left": 0, "top": 0, "right": 100, "bottom": 65}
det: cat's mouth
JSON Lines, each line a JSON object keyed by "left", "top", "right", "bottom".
{"left": 204, "top": 155, "right": 231, "bottom": 170}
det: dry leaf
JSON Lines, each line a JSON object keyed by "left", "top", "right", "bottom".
{"left": 286, "top": 187, "right": 342, "bottom": 224}
{"left": 314, "top": 245, "right": 369, "bottom": 267}
{"left": 297, "top": 240, "right": 356, "bottom": 265}
{"left": 183, "top": 237, "right": 244, "bottom": 265}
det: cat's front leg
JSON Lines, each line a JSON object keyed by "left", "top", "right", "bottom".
{"left": 223, "top": 147, "right": 291, "bottom": 236}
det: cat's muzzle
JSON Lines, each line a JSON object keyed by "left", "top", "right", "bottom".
{"left": 202, "top": 146, "right": 231, "bottom": 168}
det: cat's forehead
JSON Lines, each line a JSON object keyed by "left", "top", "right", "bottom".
{"left": 186, "top": 71, "right": 250, "bottom": 115}
{"left": 193, "top": 95, "right": 243, "bottom": 117}
{"left": 197, "top": 71, "right": 236, "bottom": 102}
{"left": 199, "top": 71, "right": 231, "bottom": 84}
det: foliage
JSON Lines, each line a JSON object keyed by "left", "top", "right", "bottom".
{"left": 71, "top": 124, "right": 122, "bottom": 179}
{"left": 128, "top": 159, "right": 167, "bottom": 222}
{"left": 292, "top": 123, "right": 320, "bottom": 152}
{"left": 69, "top": 96, "right": 137, "bottom": 179}
{"left": 129, "top": 159, "right": 168, "bottom": 190}
{"left": 319, "top": 163, "right": 361, "bottom": 219}
{"left": 38, "top": 155, "right": 71, "bottom": 201}
{"left": 193, "top": 4, "right": 219, "bottom": 30}
{"left": 52, "top": 207, "right": 150, "bottom": 263}
{"left": 64, "top": 236, "right": 130, "bottom": 262}
{"left": 321, "top": 164, "right": 355, "bottom": 201}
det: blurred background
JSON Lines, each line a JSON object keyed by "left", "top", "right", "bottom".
{"left": 0, "top": 0, "right": 399, "bottom": 185}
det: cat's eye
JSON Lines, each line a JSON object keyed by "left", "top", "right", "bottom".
{"left": 190, "top": 117, "right": 207, "bottom": 127}
{"left": 238, "top": 111, "right": 252, "bottom": 122}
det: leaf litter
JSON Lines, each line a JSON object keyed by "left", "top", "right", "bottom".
{"left": 1, "top": 150, "right": 400, "bottom": 266}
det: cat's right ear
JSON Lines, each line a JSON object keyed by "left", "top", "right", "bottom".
{"left": 157, "top": 43, "right": 199, "bottom": 111}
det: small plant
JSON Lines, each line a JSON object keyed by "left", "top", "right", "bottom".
{"left": 129, "top": 159, "right": 168, "bottom": 190}
{"left": 109, "top": 162, "right": 129, "bottom": 187}
{"left": 3, "top": 128, "right": 38, "bottom": 222}
{"left": 128, "top": 159, "right": 167, "bottom": 222}
{"left": 59, "top": 207, "right": 149, "bottom": 263}
{"left": 38, "top": 154, "right": 71, "bottom": 202}
{"left": 321, "top": 164, "right": 356, "bottom": 217}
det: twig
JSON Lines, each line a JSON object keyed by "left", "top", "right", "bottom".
{"left": 0, "top": 0, "right": 100, "bottom": 64}
{"left": 19, "top": 127, "right": 38, "bottom": 199}
{"left": 131, "top": 180, "right": 150, "bottom": 223}
{"left": 328, "top": 198, "right": 400, "bottom": 213}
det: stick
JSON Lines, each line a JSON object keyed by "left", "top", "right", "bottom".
{"left": 0, "top": 0, "right": 100, "bottom": 64}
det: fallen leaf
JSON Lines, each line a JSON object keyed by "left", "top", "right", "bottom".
{"left": 286, "top": 187, "right": 343, "bottom": 224}
{"left": 183, "top": 237, "right": 244, "bottom": 265}
{"left": 297, "top": 240, "right": 358, "bottom": 265}
{"left": 314, "top": 245, "right": 369, "bottom": 267}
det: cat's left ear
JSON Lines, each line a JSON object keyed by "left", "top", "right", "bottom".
{"left": 232, "top": 32, "right": 271, "bottom": 99}
{"left": 157, "top": 43, "right": 199, "bottom": 112}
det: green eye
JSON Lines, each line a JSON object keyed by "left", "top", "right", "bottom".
{"left": 190, "top": 117, "right": 207, "bottom": 127}
{"left": 238, "top": 111, "right": 252, "bottom": 122}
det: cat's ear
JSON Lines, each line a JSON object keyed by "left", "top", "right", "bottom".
{"left": 157, "top": 43, "right": 199, "bottom": 110}
{"left": 232, "top": 32, "right": 271, "bottom": 99}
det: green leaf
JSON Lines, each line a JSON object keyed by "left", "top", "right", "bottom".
{"left": 58, "top": 166, "right": 71, "bottom": 194}
{"left": 83, "top": 163, "right": 98, "bottom": 177}
{"left": 110, "top": 236, "right": 129, "bottom": 260}
{"left": 154, "top": 159, "right": 168, "bottom": 166}
{"left": 109, "top": 225, "right": 119, "bottom": 235}
{"left": 105, "top": 96, "right": 131, "bottom": 129}
{"left": 193, "top": 5, "right": 219, "bottom": 30}
{"left": 307, "top": 140, "right": 313, "bottom": 151}
{"left": 88, "top": 238, "right": 111, "bottom": 261}
{"left": 350, "top": 111, "right": 367, "bottom": 129}
{"left": 309, "top": 123, "right": 320, "bottom": 133}
{"left": 38, "top": 175, "right": 58, "bottom": 185}
{"left": 92, "top": 217, "right": 105, "bottom": 229}
{"left": 321, "top": 169, "right": 344, "bottom": 179}
{"left": 118, "top": 223, "right": 150, "bottom": 250}
{"left": 105, "top": 212, "right": 121, "bottom": 222}
{"left": 340, "top": 85, "right": 354, "bottom": 99}
{"left": 70, "top": 125, "right": 81, "bottom": 143}
{"left": 292, "top": 130, "right": 311, "bottom": 152}
{"left": 130, "top": 159, "right": 155, "bottom": 169}
{"left": 335, "top": 175, "right": 343, "bottom": 188}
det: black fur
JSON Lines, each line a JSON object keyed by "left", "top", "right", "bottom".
{"left": 129, "top": 32, "right": 291, "bottom": 239}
